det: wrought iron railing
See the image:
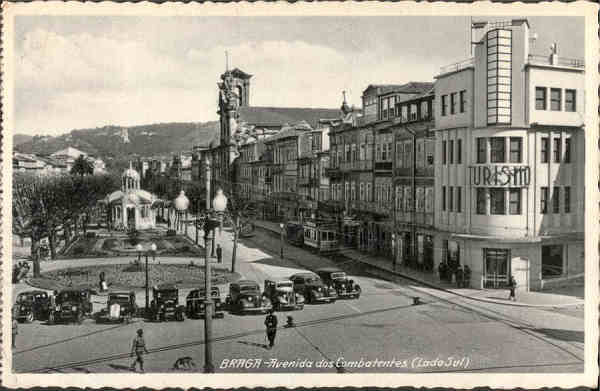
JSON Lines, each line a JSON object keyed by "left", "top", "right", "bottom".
{"left": 527, "top": 54, "right": 584, "bottom": 68}
{"left": 439, "top": 58, "right": 475, "bottom": 75}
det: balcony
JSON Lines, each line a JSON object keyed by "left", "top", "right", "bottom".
{"left": 325, "top": 167, "right": 343, "bottom": 178}
{"left": 340, "top": 160, "right": 373, "bottom": 172}
{"left": 438, "top": 58, "right": 475, "bottom": 75}
{"left": 527, "top": 54, "right": 584, "bottom": 69}
{"left": 374, "top": 161, "right": 393, "bottom": 172}
{"left": 350, "top": 201, "right": 390, "bottom": 216}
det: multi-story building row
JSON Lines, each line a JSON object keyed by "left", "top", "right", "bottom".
{"left": 201, "top": 18, "right": 585, "bottom": 291}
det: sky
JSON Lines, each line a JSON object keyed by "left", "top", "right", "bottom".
{"left": 14, "top": 15, "right": 584, "bottom": 137}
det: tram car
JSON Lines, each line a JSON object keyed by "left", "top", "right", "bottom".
{"left": 302, "top": 221, "right": 338, "bottom": 252}
{"left": 285, "top": 221, "right": 304, "bottom": 246}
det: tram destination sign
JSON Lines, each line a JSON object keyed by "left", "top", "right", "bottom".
{"left": 469, "top": 165, "right": 530, "bottom": 187}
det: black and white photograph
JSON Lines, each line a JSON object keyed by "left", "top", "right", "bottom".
{"left": 2, "top": 2, "right": 598, "bottom": 389}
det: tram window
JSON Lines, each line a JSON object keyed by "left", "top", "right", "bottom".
{"left": 322, "top": 232, "right": 327, "bottom": 241}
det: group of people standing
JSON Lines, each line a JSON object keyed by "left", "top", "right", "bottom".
{"left": 438, "top": 262, "right": 471, "bottom": 288}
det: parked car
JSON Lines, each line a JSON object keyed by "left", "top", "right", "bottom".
{"left": 316, "top": 268, "right": 361, "bottom": 299}
{"left": 226, "top": 280, "right": 272, "bottom": 314}
{"left": 186, "top": 287, "right": 225, "bottom": 318}
{"left": 289, "top": 272, "right": 337, "bottom": 304}
{"left": 149, "top": 284, "right": 185, "bottom": 322}
{"left": 15, "top": 290, "right": 50, "bottom": 323}
{"left": 264, "top": 279, "right": 304, "bottom": 311}
{"left": 49, "top": 289, "right": 93, "bottom": 324}
{"left": 96, "top": 291, "right": 137, "bottom": 323}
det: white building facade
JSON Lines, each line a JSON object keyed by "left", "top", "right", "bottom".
{"left": 434, "top": 19, "right": 585, "bottom": 291}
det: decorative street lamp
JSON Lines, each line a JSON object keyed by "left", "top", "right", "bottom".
{"left": 136, "top": 243, "right": 143, "bottom": 264}
{"left": 279, "top": 223, "right": 285, "bottom": 260}
{"left": 145, "top": 243, "right": 157, "bottom": 313}
{"left": 391, "top": 233, "right": 396, "bottom": 272}
{"left": 201, "top": 188, "right": 227, "bottom": 374}
{"left": 174, "top": 190, "right": 190, "bottom": 233}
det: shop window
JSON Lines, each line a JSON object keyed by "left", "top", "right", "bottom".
{"left": 553, "top": 138, "right": 561, "bottom": 163}
{"left": 536, "top": 87, "right": 547, "bottom": 110}
{"left": 541, "top": 137, "right": 549, "bottom": 163}
{"left": 477, "top": 138, "right": 487, "bottom": 163}
{"left": 509, "top": 188, "right": 521, "bottom": 215}
{"left": 564, "top": 186, "right": 571, "bottom": 213}
{"left": 509, "top": 137, "right": 522, "bottom": 163}
{"left": 447, "top": 241, "right": 460, "bottom": 269}
{"left": 542, "top": 245, "right": 563, "bottom": 278}
{"left": 565, "top": 89, "right": 576, "bottom": 112}
{"left": 490, "top": 188, "right": 506, "bottom": 215}
{"left": 552, "top": 187, "right": 560, "bottom": 213}
{"left": 476, "top": 188, "right": 486, "bottom": 214}
{"left": 490, "top": 137, "right": 506, "bottom": 163}
{"left": 550, "top": 88, "right": 561, "bottom": 111}
{"left": 541, "top": 187, "right": 548, "bottom": 214}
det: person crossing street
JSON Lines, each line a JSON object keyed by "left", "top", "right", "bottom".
{"left": 130, "top": 329, "right": 149, "bottom": 372}
{"left": 264, "top": 310, "right": 278, "bottom": 349}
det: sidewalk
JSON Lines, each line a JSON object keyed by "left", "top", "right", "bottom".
{"left": 253, "top": 219, "right": 584, "bottom": 308}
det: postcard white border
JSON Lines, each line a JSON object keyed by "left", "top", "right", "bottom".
{"left": 2, "top": 1, "right": 598, "bottom": 388}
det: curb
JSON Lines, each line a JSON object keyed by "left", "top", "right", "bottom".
{"left": 254, "top": 222, "right": 584, "bottom": 309}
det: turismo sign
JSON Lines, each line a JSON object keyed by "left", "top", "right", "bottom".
{"left": 469, "top": 165, "right": 530, "bottom": 187}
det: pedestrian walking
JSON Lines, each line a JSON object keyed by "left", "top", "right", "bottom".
{"left": 130, "top": 329, "right": 149, "bottom": 372}
{"left": 12, "top": 309, "right": 18, "bottom": 349}
{"left": 508, "top": 275, "right": 517, "bottom": 301}
{"left": 438, "top": 261, "right": 447, "bottom": 282}
{"left": 463, "top": 265, "right": 471, "bottom": 288}
{"left": 264, "top": 310, "right": 278, "bottom": 349}
{"left": 456, "top": 266, "right": 464, "bottom": 288}
{"left": 216, "top": 244, "right": 222, "bottom": 264}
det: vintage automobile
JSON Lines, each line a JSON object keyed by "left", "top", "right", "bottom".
{"left": 49, "top": 289, "right": 93, "bottom": 324}
{"left": 226, "top": 280, "right": 272, "bottom": 314}
{"left": 185, "top": 287, "right": 225, "bottom": 319}
{"left": 15, "top": 290, "right": 50, "bottom": 323}
{"left": 289, "top": 272, "right": 337, "bottom": 304}
{"left": 149, "top": 284, "right": 185, "bottom": 322}
{"left": 96, "top": 291, "right": 137, "bottom": 323}
{"left": 263, "top": 279, "right": 304, "bottom": 311}
{"left": 316, "top": 267, "right": 361, "bottom": 299}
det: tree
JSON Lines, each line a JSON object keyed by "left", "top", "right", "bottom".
{"left": 223, "top": 192, "right": 257, "bottom": 274}
{"left": 71, "top": 155, "right": 94, "bottom": 177}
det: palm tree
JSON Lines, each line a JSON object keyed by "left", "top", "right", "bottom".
{"left": 71, "top": 155, "right": 94, "bottom": 177}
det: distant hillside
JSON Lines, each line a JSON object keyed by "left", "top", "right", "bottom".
{"left": 14, "top": 134, "right": 33, "bottom": 146}
{"left": 15, "top": 122, "right": 220, "bottom": 158}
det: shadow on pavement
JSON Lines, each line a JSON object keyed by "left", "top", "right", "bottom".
{"left": 237, "top": 340, "right": 269, "bottom": 350}
{"left": 108, "top": 363, "right": 135, "bottom": 372}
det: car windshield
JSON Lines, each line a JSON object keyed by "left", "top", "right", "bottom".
{"left": 331, "top": 272, "right": 346, "bottom": 279}
{"left": 305, "top": 276, "right": 321, "bottom": 284}
{"left": 57, "top": 291, "right": 80, "bottom": 302}
{"left": 157, "top": 290, "right": 177, "bottom": 299}
{"left": 17, "top": 294, "right": 34, "bottom": 303}
{"left": 197, "top": 289, "right": 219, "bottom": 297}
{"left": 109, "top": 294, "right": 130, "bottom": 302}
{"left": 277, "top": 282, "right": 293, "bottom": 289}
{"left": 240, "top": 285, "right": 259, "bottom": 293}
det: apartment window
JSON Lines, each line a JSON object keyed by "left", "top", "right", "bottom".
{"left": 396, "top": 142, "right": 403, "bottom": 168}
{"left": 381, "top": 143, "right": 387, "bottom": 161}
{"left": 376, "top": 144, "right": 382, "bottom": 161}
{"left": 490, "top": 137, "right": 506, "bottom": 163}
{"left": 509, "top": 137, "right": 522, "bottom": 163}
{"left": 442, "top": 140, "right": 447, "bottom": 165}
{"left": 457, "top": 139, "right": 462, "bottom": 164}
{"left": 360, "top": 143, "right": 366, "bottom": 160}
{"left": 421, "top": 101, "right": 429, "bottom": 119}
{"left": 535, "top": 87, "right": 547, "bottom": 110}
{"left": 388, "top": 142, "right": 393, "bottom": 161}
{"left": 565, "top": 89, "right": 576, "bottom": 112}
{"left": 401, "top": 105, "right": 408, "bottom": 121}
{"left": 456, "top": 187, "right": 462, "bottom": 213}
{"left": 541, "top": 187, "right": 548, "bottom": 214}
{"left": 553, "top": 138, "right": 562, "bottom": 163}
{"left": 476, "top": 188, "right": 486, "bottom": 215}
{"left": 564, "top": 186, "right": 571, "bottom": 213}
{"left": 550, "top": 88, "right": 561, "bottom": 111}
{"left": 552, "top": 187, "right": 560, "bottom": 213}
{"left": 450, "top": 93, "right": 457, "bottom": 115}
{"left": 490, "top": 188, "right": 506, "bottom": 215}
{"left": 449, "top": 186, "right": 454, "bottom": 212}
{"left": 442, "top": 186, "right": 446, "bottom": 211}
{"left": 404, "top": 141, "right": 413, "bottom": 168}
{"left": 449, "top": 140, "right": 454, "bottom": 164}
{"left": 564, "top": 138, "right": 571, "bottom": 163}
{"left": 351, "top": 182, "right": 356, "bottom": 201}
{"left": 410, "top": 104, "right": 418, "bottom": 121}
{"left": 541, "top": 137, "right": 549, "bottom": 163}
{"left": 366, "top": 183, "right": 372, "bottom": 202}
{"left": 477, "top": 138, "right": 487, "bottom": 163}
{"left": 459, "top": 90, "right": 466, "bottom": 113}
{"left": 441, "top": 95, "right": 447, "bottom": 116}
{"left": 509, "top": 188, "right": 521, "bottom": 214}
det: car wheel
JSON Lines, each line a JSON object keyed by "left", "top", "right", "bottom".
{"left": 26, "top": 312, "right": 34, "bottom": 323}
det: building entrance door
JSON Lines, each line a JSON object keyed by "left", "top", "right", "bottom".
{"left": 483, "top": 248, "right": 510, "bottom": 288}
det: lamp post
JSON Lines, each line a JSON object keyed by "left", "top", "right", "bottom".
{"left": 202, "top": 188, "right": 227, "bottom": 374}
{"left": 136, "top": 244, "right": 142, "bottom": 265}
{"left": 391, "top": 233, "right": 396, "bottom": 272}
{"left": 279, "top": 223, "right": 285, "bottom": 260}
{"left": 146, "top": 243, "right": 157, "bottom": 312}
